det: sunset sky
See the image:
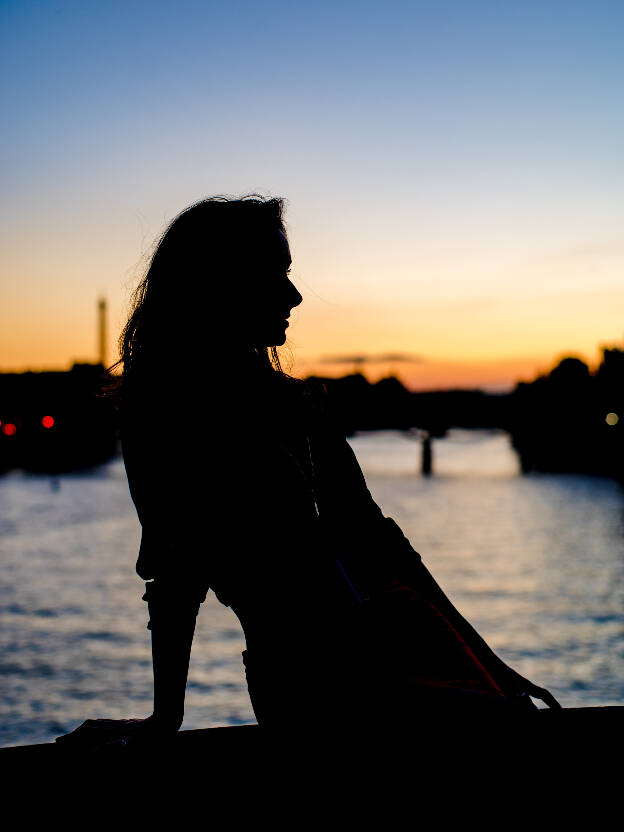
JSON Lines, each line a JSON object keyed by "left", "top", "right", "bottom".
{"left": 2, "top": 1, "right": 623, "bottom": 390}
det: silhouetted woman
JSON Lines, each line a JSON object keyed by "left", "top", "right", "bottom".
{"left": 59, "top": 196, "right": 560, "bottom": 753}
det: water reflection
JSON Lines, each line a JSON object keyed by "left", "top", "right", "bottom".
{"left": 1, "top": 430, "right": 623, "bottom": 747}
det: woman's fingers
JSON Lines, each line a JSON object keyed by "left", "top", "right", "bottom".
{"left": 56, "top": 717, "right": 175, "bottom": 753}
{"left": 503, "top": 666, "right": 563, "bottom": 710}
{"left": 540, "top": 690, "right": 562, "bottom": 710}
{"left": 56, "top": 718, "right": 146, "bottom": 745}
{"left": 529, "top": 685, "right": 562, "bottom": 709}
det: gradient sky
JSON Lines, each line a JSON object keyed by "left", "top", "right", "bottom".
{"left": 2, "top": 0, "right": 623, "bottom": 389}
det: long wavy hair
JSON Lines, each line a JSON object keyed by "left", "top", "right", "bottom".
{"left": 113, "top": 195, "right": 289, "bottom": 404}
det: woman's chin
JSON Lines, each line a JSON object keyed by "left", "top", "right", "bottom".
{"left": 249, "top": 336, "right": 286, "bottom": 350}
{"left": 261, "top": 329, "right": 287, "bottom": 348}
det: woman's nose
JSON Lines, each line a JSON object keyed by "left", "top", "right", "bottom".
{"left": 287, "top": 279, "right": 303, "bottom": 309}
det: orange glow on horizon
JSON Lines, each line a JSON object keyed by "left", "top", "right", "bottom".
{"left": 292, "top": 351, "right": 603, "bottom": 392}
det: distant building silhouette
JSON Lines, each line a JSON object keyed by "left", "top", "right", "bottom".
{"left": 2, "top": 332, "right": 623, "bottom": 479}
{"left": 0, "top": 363, "right": 117, "bottom": 474}
{"left": 98, "top": 298, "right": 107, "bottom": 368}
{"left": 508, "top": 347, "right": 624, "bottom": 479}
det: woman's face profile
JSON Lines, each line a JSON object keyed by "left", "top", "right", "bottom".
{"left": 239, "top": 228, "right": 302, "bottom": 348}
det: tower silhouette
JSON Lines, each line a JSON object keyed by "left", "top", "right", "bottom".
{"left": 98, "top": 298, "right": 107, "bottom": 367}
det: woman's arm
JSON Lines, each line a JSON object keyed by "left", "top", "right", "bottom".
{"left": 312, "top": 419, "right": 561, "bottom": 707}
{"left": 55, "top": 582, "right": 203, "bottom": 750}
{"left": 144, "top": 579, "right": 204, "bottom": 730}
{"left": 392, "top": 548, "right": 560, "bottom": 706}
{"left": 367, "top": 516, "right": 562, "bottom": 707}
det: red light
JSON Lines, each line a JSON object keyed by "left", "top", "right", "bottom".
{"left": 42, "top": 415, "right": 55, "bottom": 429}
{"left": 2, "top": 423, "right": 17, "bottom": 436}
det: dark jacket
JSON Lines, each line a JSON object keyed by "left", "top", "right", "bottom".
{"left": 121, "top": 378, "right": 517, "bottom": 728}
{"left": 121, "top": 378, "right": 421, "bottom": 648}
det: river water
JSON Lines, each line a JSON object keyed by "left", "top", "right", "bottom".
{"left": 1, "top": 429, "right": 623, "bottom": 747}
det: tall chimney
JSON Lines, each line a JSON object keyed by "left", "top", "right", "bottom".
{"left": 98, "top": 297, "right": 107, "bottom": 367}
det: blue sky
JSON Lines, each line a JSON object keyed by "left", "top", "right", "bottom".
{"left": 2, "top": 0, "right": 623, "bottom": 387}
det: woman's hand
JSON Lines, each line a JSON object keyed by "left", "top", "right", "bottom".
{"left": 55, "top": 714, "right": 181, "bottom": 753}
{"left": 494, "top": 664, "right": 562, "bottom": 709}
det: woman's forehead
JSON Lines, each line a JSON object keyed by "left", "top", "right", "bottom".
{"left": 247, "top": 227, "right": 291, "bottom": 265}
{"left": 276, "top": 229, "right": 292, "bottom": 263}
